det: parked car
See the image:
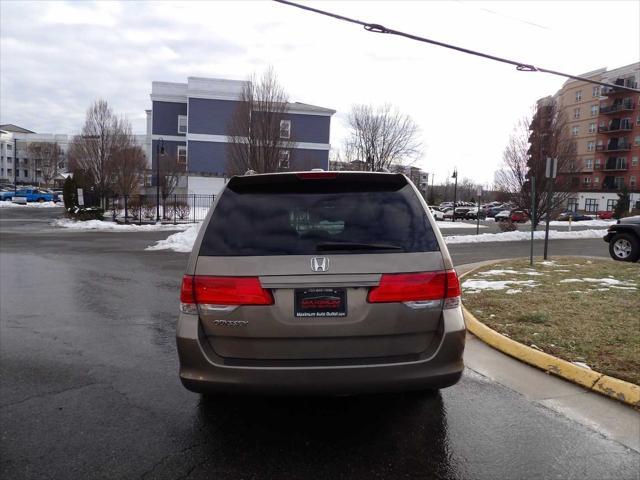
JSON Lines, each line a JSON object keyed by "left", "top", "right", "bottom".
{"left": 464, "top": 207, "right": 485, "bottom": 220}
{"left": 453, "top": 206, "right": 472, "bottom": 219}
{"left": 12, "top": 189, "right": 59, "bottom": 203}
{"left": 177, "top": 171, "right": 465, "bottom": 395}
{"left": 604, "top": 216, "right": 640, "bottom": 262}
{"left": 442, "top": 208, "right": 455, "bottom": 220}
{"left": 486, "top": 205, "right": 507, "bottom": 218}
{"left": 429, "top": 207, "right": 444, "bottom": 221}
{"left": 0, "top": 189, "right": 15, "bottom": 201}
{"left": 555, "top": 211, "right": 592, "bottom": 222}
{"left": 597, "top": 211, "right": 614, "bottom": 220}
{"left": 495, "top": 209, "right": 528, "bottom": 223}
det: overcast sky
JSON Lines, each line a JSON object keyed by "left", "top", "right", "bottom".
{"left": 1, "top": 1, "right": 638, "bottom": 184}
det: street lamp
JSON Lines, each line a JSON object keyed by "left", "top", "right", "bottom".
{"left": 156, "top": 138, "right": 165, "bottom": 222}
{"left": 451, "top": 168, "right": 458, "bottom": 223}
{"left": 13, "top": 137, "right": 18, "bottom": 194}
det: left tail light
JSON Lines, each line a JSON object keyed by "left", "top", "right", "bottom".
{"left": 180, "top": 275, "right": 273, "bottom": 314}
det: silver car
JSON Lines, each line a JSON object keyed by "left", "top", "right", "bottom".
{"left": 177, "top": 171, "right": 465, "bottom": 395}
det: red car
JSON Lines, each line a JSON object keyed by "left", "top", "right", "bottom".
{"left": 598, "top": 211, "right": 614, "bottom": 220}
{"left": 510, "top": 210, "right": 529, "bottom": 223}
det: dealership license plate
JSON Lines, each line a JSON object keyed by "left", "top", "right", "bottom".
{"left": 294, "top": 288, "right": 347, "bottom": 318}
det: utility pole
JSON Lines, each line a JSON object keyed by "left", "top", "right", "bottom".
{"left": 530, "top": 176, "right": 536, "bottom": 267}
{"left": 543, "top": 157, "right": 557, "bottom": 260}
{"left": 13, "top": 137, "right": 17, "bottom": 193}
{"left": 156, "top": 138, "right": 164, "bottom": 222}
{"left": 451, "top": 168, "right": 458, "bottom": 223}
{"left": 476, "top": 185, "right": 482, "bottom": 235}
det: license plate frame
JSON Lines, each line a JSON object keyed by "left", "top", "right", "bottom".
{"left": 294, "top": 288, "right": 347, "bottom": 318}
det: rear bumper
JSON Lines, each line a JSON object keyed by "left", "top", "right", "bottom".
{"left": 176, "top": 309, "right": 465, "bottom": 395}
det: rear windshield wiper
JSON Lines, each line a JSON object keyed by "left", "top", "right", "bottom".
{"left": 316, "top": 242, "right": 404, "bottom": 252}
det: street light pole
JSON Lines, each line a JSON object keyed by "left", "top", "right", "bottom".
{"left": 452, "top": 168, "right": 458, "bottom": 223}
{"left": 156, "top": 138, "right": 164, "bottom": 222}
{"left": 13, "top": 137, "right": 17, "bottom": 193}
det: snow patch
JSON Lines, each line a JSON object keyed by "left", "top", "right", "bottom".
{"left": 0, "top": 201, "right": 62, "bottom": 208}
{"left": 54, "top": 218, "right": 193, "bottom": 232}
{"left": 505, "top": 289, "right": 522, "bottom": 294}
{"left": 479, "top": 269, "right": 543, "bottom": 276}
{"left": 145, "top": 223, "right": 201, "bottom": 252}
{"left": 436, "top": 221, "right": 486, "bottom": 229}
{"left": 444, "top": 229, "right": 608, "bottom": 244}
{"left": 461, "top": 279, "right": 540, "bottom": 291}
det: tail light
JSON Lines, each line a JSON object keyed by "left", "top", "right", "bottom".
{"left": 296, "top": 172, "right": 339, "bottom": 179}
{"left": 180, "top": 275, "right": 273, "bottom": 313}
{"left": 367, "top": 270, "right": 460, "bottom": 309}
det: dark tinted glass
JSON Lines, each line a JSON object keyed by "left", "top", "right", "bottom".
{"left": 200, "top": 181, "right": 439, "bottom": 256}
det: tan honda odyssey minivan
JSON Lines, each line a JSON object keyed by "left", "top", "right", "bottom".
{"left": 177, "top": 171, "right": 465, "bottom": 395}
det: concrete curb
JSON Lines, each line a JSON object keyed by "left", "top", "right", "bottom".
{"left": 459, "top": 264, "right": 640, "bottom": 408}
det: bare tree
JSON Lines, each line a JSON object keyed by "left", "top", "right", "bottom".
{"left": 345, "top": 104, "right": 421, "bottom": 172}
{"left": 110, "top": 126, "right": 146, "bottom": 197}
{"left": 226, "top": 67, "right": 295, "bottom": 175}
{"left": 27, "top": 142, "right": 61, "bottom": 188}
{"left": 495, "top": 100, "right": 578, "bottom": 228}
{"left": 159, "top": 153, "right": 186, "bottom": 217}
{"left": 68, "top": 100, "right": 131, "bottom": 205}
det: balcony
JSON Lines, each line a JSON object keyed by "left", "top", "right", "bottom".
{"left": 595, "top": 142, "right": 631, "bottom": 152}
{"left": 599, "top": 100, "right": 635, "bottom": 114}
{"left": 602, "top": 183, "right": 625, "bottom": 192}
{"left": 597, "top": 121, "right": 633, "bottom": 133}
{"left": 600, "top": 79, "right": 638, "bottom": 96}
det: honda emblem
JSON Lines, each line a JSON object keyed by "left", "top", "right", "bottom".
{"left": 310, "top": 257, "right": 329, "bottom": 272}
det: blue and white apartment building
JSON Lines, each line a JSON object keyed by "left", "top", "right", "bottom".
{"left": 147, "top": 77, "right": 335, "bottom": 194}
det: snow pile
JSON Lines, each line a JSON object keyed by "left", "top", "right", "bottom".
{"left": 145, "top": 223, "right": 201, "bottom": 252}
{"left": 435, "top": 221, "right": 486, "bottom": 230}
{"left": 559, "top": 277, "right": 637, "bottom": 289}
{"left": 0, "top": 201, "right": 62, "bottom": 208}
{"left": 548, "top": 219, "right": 615, "bottom": 227}
{"left": 444, "top": 229, "right": 608, "bottom": 244}
{"left": 53, "top": 218, "right": 193, "bottom": 232}
{"left": 479, "top": 269, "right": 544, "bottom": 276}
{"left": 462, "top": 279, "right": 540, "bottom": 293}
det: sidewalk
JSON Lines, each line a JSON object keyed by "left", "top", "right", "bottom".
{"left": 458, "top": 261, "right": 640, "bottom": 453}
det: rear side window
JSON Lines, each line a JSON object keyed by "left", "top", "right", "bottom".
{"left": 199, "top": 176, "right": 439, "bottom": 256}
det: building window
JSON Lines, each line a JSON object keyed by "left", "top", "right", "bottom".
{"left": 583, "top": 176, "right": 591, "bottom": 186}
{"left": 635, "top": 135, "right": 640, "bottom": 146}
{"left": 571, "top": 126, "right": 579, "bottom": 136}
{"left": 637, "top": 115, "right": 640, "bottom": 126}
{"left": 607, "top": 199, "right": 617, "bottom": 211}
{"left": 588, "top": 122, "right": 596, "bottom": 133}
{"left": 6, "top": 144, "right": 12, "bottom": 151}
{"left": 631, "top": 176, "right": 637, "bottom": 188}
{"left": 584, "top": 199, "right": 598, "bottom": 212}
{"left": 6, "top": 157, "right": 11, "bottom": 164}
{"left": 584, "top": 158, "right": 593, "bottom": 169}
{"left": 567, "top": 198, "right": 578, "bottom": 211}
{"left": 24, "top": 170, "right": 28, "bottom": 177}
{"left": 573, "top": 107, "right": 580, "bottom": 119}
{"left": 591, "top": 105, "right": 598, "bottom": 116}
{"left": 278, "top": 150, "right": 290, "bottom": 169}
{"left": 632, "top": 156, "right": 638, "bottom": 167}
{"left": 575, "top": 90, "right": 582, "bottom": 102}
{"left": 177, "top": 145, "right": 187, "bottom": 164}
{"left": 587, "top": 141, "right": 595, "bottom": 151}
{"left": 279, "top": 120, "right": 291, "bottom": 139}
{"left": 615, "top": 177, "right": 624, "bottom": 189}
{"left": 177, "top": 115, "right": 187, "bottom": 134}
{"left": 7, "top": 168, "right": 11, "bottom": 176}
{"left": 594, "top": 176, "right": 599, "bottom": 184}
{"left": 592, "top": 86, "right": 600, "bottom": 97}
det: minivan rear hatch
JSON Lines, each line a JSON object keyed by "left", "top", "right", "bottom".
{"left": 190, "top": 172, "right": 450, "bottom": 363}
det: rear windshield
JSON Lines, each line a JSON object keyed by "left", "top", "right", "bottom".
{"left": 199, "top": 177, "right": 439, "bottom": 256}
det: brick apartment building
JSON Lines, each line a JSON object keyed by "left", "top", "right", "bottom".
{"left": 550, "top": 62, "right": 640, "bottom": 213}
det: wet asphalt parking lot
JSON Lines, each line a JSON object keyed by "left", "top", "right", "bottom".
{"left": 1, "top": 207, "right": 638, "bottom": 480}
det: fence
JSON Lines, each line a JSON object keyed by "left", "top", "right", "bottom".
{"left": 104, "top": 194, "right": 215, "bottom": 224}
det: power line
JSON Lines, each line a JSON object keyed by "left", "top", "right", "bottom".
{"left": 273, "top": 0, "right": 640, "bottom": 93}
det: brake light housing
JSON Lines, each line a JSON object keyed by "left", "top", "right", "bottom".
{"left": 367, "top": 270, "right": 460, "bottom": 309}
{"left": 180, "top": 275, "right": 273, "bottom": 313}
